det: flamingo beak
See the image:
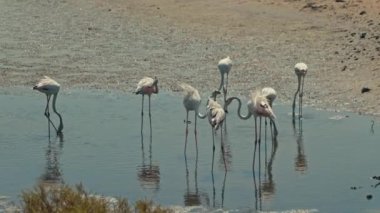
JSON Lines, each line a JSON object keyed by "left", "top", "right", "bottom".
{"left": 268, "top": 107, "right": 276, "bottom": 120}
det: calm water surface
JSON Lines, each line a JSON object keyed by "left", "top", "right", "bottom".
{"left": 0, "top": 89, "right": 379, "bottom": 212}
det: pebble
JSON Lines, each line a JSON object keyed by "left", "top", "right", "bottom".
{"left": 361, "top": 87, "right": 371, "bottom": 93}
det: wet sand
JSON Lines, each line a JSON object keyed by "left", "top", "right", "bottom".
{"left": 0, "top": 0, "right": 379, "bottom": 116}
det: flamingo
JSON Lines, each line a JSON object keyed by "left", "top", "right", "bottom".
{"left": 292, "top": 63, "right": 308, "bottom": 119}
{"left": 207, "top": 96, "right": 227, "bottom": 170}
{"left": 217, "top": 56, "right": 232, "bottom": 109}
{"left": 33, "top": 76, "right": 64, "bottom": 135}
{"left": 261, "top": 87, "right": 277, "bottom": 134}
{"left": 226, "top": 90, "right": 277, "bottom": 143}
{"left": 179, "top": 83, "right": 207, "bottom": 154}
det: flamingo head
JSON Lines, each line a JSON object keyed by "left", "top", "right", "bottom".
{"left": 295, "top": 63, "right": 308, "bottom": 77}
{"left": 255, "top": 97, "right": 276, "bottom": 120}
{"left": 210, "top": 90, "right": 221, "bottom": 100}
{"left": 153, "top": 76, "right": 159, "bottom": 85}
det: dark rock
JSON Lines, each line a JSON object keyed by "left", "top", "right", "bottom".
{"left": 342, "top": 65, "right": 347, "bottom": 71}
{"left": 359, "top": 11, "right": 367, "bottom": 15}
{"left": 361, "top": 87, "right": 371, "bottom": 93}
{"left": 360, "top": 32, "right": 367, "bottom": 39}
{"left": 366, "top": 194, "right": 373, "bottom": 200}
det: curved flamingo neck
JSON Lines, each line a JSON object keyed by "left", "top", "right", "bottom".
{"left": 218, "top": 72, "right": 224, "bottom": 92}
{"left": 227, "top": 97, "right": 252, "bottom": 120}
{"left": 52, "top": 93, "right": 63, "bottom": 133}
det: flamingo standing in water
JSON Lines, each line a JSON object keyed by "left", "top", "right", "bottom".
{"left": 207, "top": 96, "right": 227, "bottom": 170}
{"left": 33, "top": 76, "right": 64, "bottom": 135}
{"left": 217, "top": 56, "right": 232, "bottom": 109}
{"left": 292, "top": 63, "right": 308, "bottom": 119}
{"left": 135, "top": 77, "right": 159, "bottom": 136}
{"left": 261, "top": 87, "right": 277, "bottom": 132}
{"left": 226, "top": 90, "right": 276, "bottom": 169}
{"left": 135, "top": 77, "right": 159, "bottom": 117}
{"left": 226, "top": 90, "right": 277, "bottom": 143}
{"left": 179, "top": 83, "right": 207, "bottom": 154}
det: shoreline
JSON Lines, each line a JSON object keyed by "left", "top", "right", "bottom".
{"left": 0, "top": 0, "right": 379, "bottom": 117}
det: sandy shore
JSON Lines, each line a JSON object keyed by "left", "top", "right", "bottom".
{"left": 0, "top": 0, "right": 379, "bottom": 116}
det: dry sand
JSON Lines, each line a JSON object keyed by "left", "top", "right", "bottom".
{"left": 0, "top": 0, "right": 379, "bottom": 116}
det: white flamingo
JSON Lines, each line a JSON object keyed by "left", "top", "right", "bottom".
{"left": 207, "top": 97, "right": 227, "bottom": 170}
{"left": 226, "top": 90, "right": 277, "bottom": 143}
{"left": 261, "top": 87, "right": 277, "bottom": 133}
{"left": 179, "top": 83, "right": 207, "bottom": 153}
{"left": 33, "top": 76, "right": 64, "bottom": 134}
{"left": 217, "top": 56, "right": 232, "bottom": 108}
{"left": 292, "top": 63, "right": 308, "bottom": 119}
{"left": 135, "top": 77, "right": 159, "bottom": 117}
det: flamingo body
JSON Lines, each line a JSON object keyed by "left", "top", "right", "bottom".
{"left": 218, "top": 56, "right": 232, "bottom": 75}
{"left": 207, "top": 99, "right": 226, "bottom": 131}
{"left": 135, "top": 77, "right": 159, "bottom": 95}
{"left": 33, "top": 76, "right": 60, "bottom": 95}
{"left": 261, "top": 87, "right": 277, "bottom": 107}
{"left": 251, "top": 91, "right": 276, "bottom": 120}
{"left": 294, "top": 63, "right": 308, "bottom": 77}
{"left": 179, "top": 83, "right": 201, "bottom": 112}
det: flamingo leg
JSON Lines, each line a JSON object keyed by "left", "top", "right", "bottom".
{"left": 45, "top": 95, "right": 58, "bottom": 132}
{"left": 211, "top": 146, "right": 216, "bottom": 208}
{"left": 148, "top": 95, "right": 152, "bottom": 118}
{"left": 258, "top": 117, "right": 262, "bottom": 175}
{"left": 184, "top": 111, "right": 189, "bottom": 154}
{"left": 141, "top": 95, "right": 144, "bottom": 136}
{"left": 212, "top": 128, "right": 215, "bottom": 152}
{"left": 253, "top": 117, "right": 258, "bottom": 169}
{"left": 148, "top": 95, "right": 152, "bottom": 140}
{"left": 194, "top": 112, "right": 198, "bottom": 153}
{"left": 300, "top": 75, "right": 305, "bottom": 118}
{"left": 221, "top": 126, "right": 227, "bottom": 171}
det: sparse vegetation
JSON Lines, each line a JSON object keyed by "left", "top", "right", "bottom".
{"left": 21, "top": 184, "right": 173, "bottom": 213}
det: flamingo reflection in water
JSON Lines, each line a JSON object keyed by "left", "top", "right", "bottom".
{"left": 252, "top": 133, "right": 278, "bottom": 211}
{"left": 210, "top": 132, "right": 231, "bottom": 208}
{"left": 137, "top": 125, "right": 160, "bottom": 192}
{"left": 183, "top": 153, "right": 210, "bottom": 207}
{"left": 38, "top": 122, "right": 65, "bottom": 191}
{"left": 293, "top": 118, "right": 308, "bottom": 173}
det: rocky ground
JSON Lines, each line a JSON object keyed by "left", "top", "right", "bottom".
{"left": 0, "top": 0, "right": 379, "bottom": 116}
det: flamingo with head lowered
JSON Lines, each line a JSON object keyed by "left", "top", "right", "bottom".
{"left": 179, "top": 83, "right": 207, "bottom": 154}
{"left": 207, "top": 93, "right": 227, "bottom": 170}
{"left": 217, "top": 56, "right": 232, "bottom": 110}
{"left": 292, "top": 63, "right": 308, "bottom": 119}
{"left": 33, "top": 76, "right": 64, "bottom": 135}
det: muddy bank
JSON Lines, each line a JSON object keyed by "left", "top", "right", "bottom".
{"left": 0, "top": 0, "right": 379, "bottom": 116}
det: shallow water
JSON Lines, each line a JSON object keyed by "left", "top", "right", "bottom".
{"left": 0, "top": 89, "right": 379, "bottom": 212}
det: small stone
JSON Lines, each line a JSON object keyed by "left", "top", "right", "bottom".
{"left": 342, "top": 65, "right": 347, "bottom": 71}
{"left": 359, "top": 11, "right": 367, "bottom": 15}
{"left": 366, "top": 194, "right": 373, "bottom": 200}
{"left": 360, "top": 32, "right": 367, "bottom": 39}
{"left": 361, "top": 87, "right": 371, "bottom": 93}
